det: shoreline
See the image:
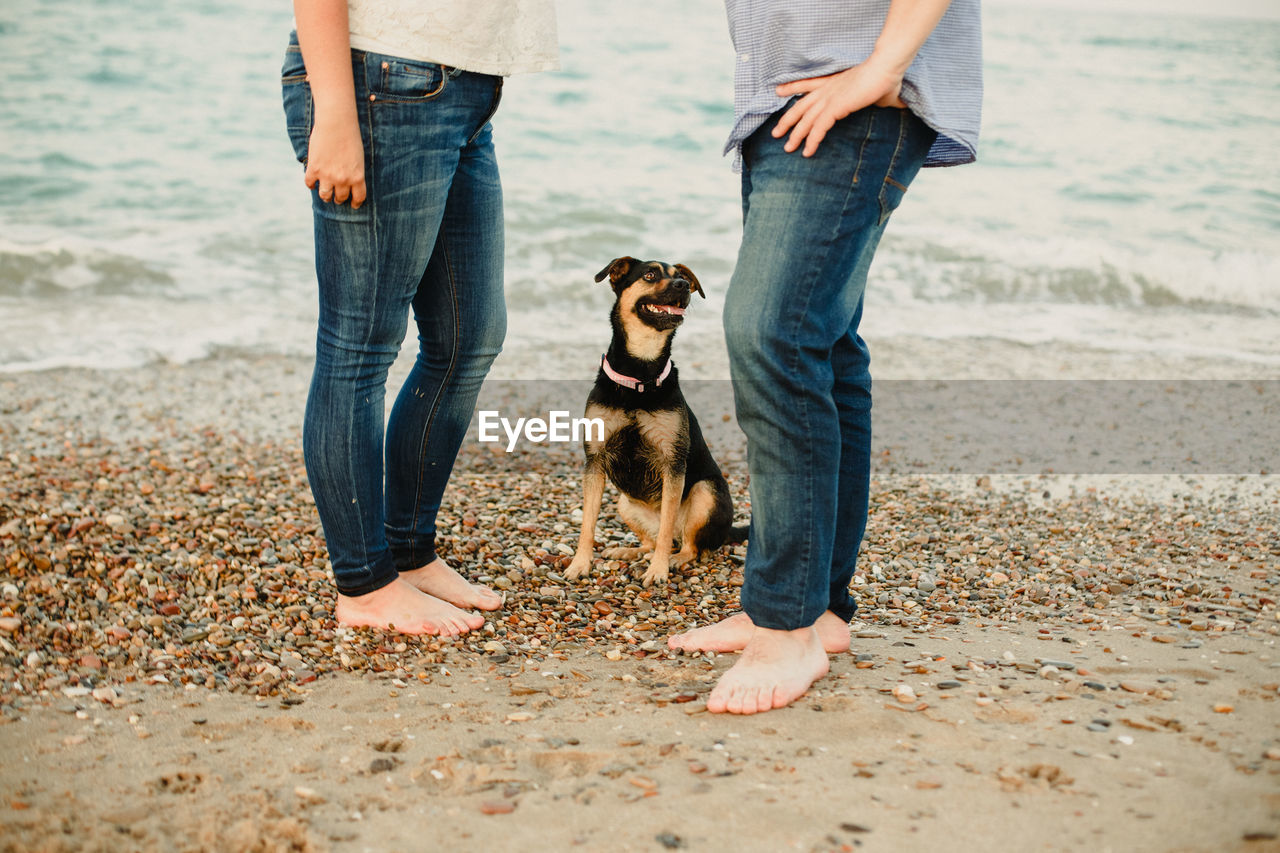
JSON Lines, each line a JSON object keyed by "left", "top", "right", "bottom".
{"left": 1, "top": 350, "right": 1278, "bottom": 850}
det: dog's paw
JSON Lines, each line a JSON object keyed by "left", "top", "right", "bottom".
{"left": 565, "top": 554, "right": 592, "bottom": 580}
{"left": 641, "top": 558, "right": 670, "bottom": 587}
{"left": 602, "top": 546, "right": 646, "bottom": 561}
{"left": 670, "top": 549, "right": 697, "bottom": 567}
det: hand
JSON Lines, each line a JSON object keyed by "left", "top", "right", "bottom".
{"left": 304, "top": 111, "right": 366, "bottom": 208}
{"left": 772, "top": 58, "right": 907, "bottom": 157}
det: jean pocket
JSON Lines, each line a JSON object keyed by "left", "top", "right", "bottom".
{"left": 370, "top": 57, "right": 448, "bottom": 102}
{"left": 281, "top": 45, "right": 312, "bottom": 164}
{"left": 877, "top": 175, "right": 909, "bottom": 227}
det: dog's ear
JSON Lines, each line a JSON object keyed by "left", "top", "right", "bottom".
{"left": 674, "top": 264, "right": 705, "bottom": 299}
{"left": 595, "top": 257, "right": 639, "bottom": 285}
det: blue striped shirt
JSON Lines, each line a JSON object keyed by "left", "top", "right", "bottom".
{"left": 724, "top": 0, "right": 983, "bottom": 167}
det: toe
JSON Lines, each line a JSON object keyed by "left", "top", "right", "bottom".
{"left": 725, "top": 687, "right": 751, "bottom": 715}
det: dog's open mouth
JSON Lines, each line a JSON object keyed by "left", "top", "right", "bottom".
{"left": 641, "top": 303, "right": 686, "bottom": 317}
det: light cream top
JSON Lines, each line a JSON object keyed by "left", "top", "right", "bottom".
{"left": 347, "top": 0, "right": 559, "bottom": 75}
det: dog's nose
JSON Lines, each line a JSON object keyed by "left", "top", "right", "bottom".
{"left": 671, "top": 278, "right": 690, "bottom": 295}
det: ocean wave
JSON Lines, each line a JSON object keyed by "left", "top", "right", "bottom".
{"left": 879, "top": 232, "right": 1280, "bottom": 314}
{"left": 0, "top": 241, "right": 175, "bottom": 299}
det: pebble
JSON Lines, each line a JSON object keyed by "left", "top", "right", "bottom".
{"left": 1120, "top": 682, "right": 1159, "bottom": 695}
{"left": 0, "top": 383, "right": 1275, "bottom": 715}
{"left": 892, "top": 684, "right": 917, "bottom": 704}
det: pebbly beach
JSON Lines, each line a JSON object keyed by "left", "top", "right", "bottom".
{"left": 3, "top": 0, "right": 1280, "bottom": 847}
{"left": 1, "top": 347, "right": 1277, "bottom": 851}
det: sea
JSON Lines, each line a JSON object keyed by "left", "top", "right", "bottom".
{"left": 1, "top": 0, "right": 1278, "bottom": 377}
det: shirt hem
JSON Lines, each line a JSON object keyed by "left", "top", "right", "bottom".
{"left": 348, "top": 33, "right": 560, "bottom": 76}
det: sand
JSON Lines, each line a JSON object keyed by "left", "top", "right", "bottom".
{"left": 0, "top": 344, "right": 1277, "bottom": 852}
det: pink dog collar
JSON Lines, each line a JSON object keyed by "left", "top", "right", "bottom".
{"left": 601, "top": 355, "right": 672, "bottom": 393}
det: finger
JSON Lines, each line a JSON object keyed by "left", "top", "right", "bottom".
{"left": 783, "top": 105, "right": 821, "bottom": 153}
{"left": 771, "top": 102, "right": 804, "bottom": 138}
{"left": 317, "top": 184, "right": 334, "bottom": 202}
{"left": 333, "top": 183, "right": 351, "bottom": 205}
{"left": 350, "top": 181, "right": 367, "bottom": 210}
{"left": 775, "top": 72, "right": 833, "bottom": 98}
{"left": 801, "top": 116, "right": 835, "bottom": 157}
{"left": 773, "top": 92, "right": 820, "bottom": 139}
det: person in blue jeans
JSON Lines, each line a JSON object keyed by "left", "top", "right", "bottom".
{"left": 282, "top": 1, "right": 557, "bottom": 634}
{"left": 669, "top": 0, "right": 982, "bottom": 713}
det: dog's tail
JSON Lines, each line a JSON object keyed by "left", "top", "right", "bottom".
{"left": 725, "top": 523, "right": 750, "bottom": 545}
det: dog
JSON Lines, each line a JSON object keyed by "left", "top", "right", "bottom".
{"left": 565, "top": 256, "right": 747, "bottom": 587}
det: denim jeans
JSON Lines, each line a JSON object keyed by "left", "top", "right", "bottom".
{"left": 723, "top": 106, "right": 936, "bottom": 631}
{"left": 281, "top": 35, "right": 506, "bottom": 596}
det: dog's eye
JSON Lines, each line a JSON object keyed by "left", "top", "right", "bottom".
{"left": 643, "top": 271, "right": 657, "bottom": 281}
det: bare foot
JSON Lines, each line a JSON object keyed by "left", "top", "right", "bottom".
{"left": 399, "top": 558, "right": 503, "bottom": 611}
{"left": 667, "top": 610, "right": 851, "bottom": 654}
{"left": 706, "top": 626, "right": 829, "bottom": 715}
{"left": 335, "top": 578, "right": 484, "bottom": 636}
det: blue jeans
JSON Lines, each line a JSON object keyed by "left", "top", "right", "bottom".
{"left": 724, "top": 106, "right": 936, "bottom": 631}
{"left": 282, "top": 35, "right": 506, "bottom": 596}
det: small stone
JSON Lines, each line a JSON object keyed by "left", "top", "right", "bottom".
{"left": 1120, "top": 682, "right": 1158, "bottom": 695}
{"left": 892, "top": 684, "right": 917, "bottom": 704}
{"left": 655, "top": 833, "right": 685, "bottom": 849}
{"left": 1082, "top": 681, "right": 1107, "bottom": 692}
{"left": 1213, "top": 704, "right": 1234, "bottom": 714}
{"left": 0, "top": 617, "right": 21, "bottom": 634}
{"left": 936, "top": 680, "right": 962, "bottom": 690}
{"left": 506, "top": 712, "right": 534, "bottom": 722}
{"left": 1039, "top": 660, "right": 1076, "bottom": 671}
{"left": 991, "top": 572, "right": 1010, "bottom": 586}
{"left": 479, "top": 800, "right": 515, "bottom": 815}
{"left": 294, "top": 786, "right": 325, "bottom": 804}
{"left": 1151, "top": 635, "right": 1177, "bottom": 644}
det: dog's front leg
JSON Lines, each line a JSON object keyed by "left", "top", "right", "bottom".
{"left": 643, "top": 471, "right": 684, "bottom": 587}
{"left": 566, "top": 462, "right": 606, "bottom": 580}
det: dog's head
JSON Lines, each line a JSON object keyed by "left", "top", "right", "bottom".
{"left": 595, "top": 257, "right": 704, "bottom": 359}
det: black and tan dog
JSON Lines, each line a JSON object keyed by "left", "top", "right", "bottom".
{"left": 565, "top": 256, "right": 747, "bottom": 587}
